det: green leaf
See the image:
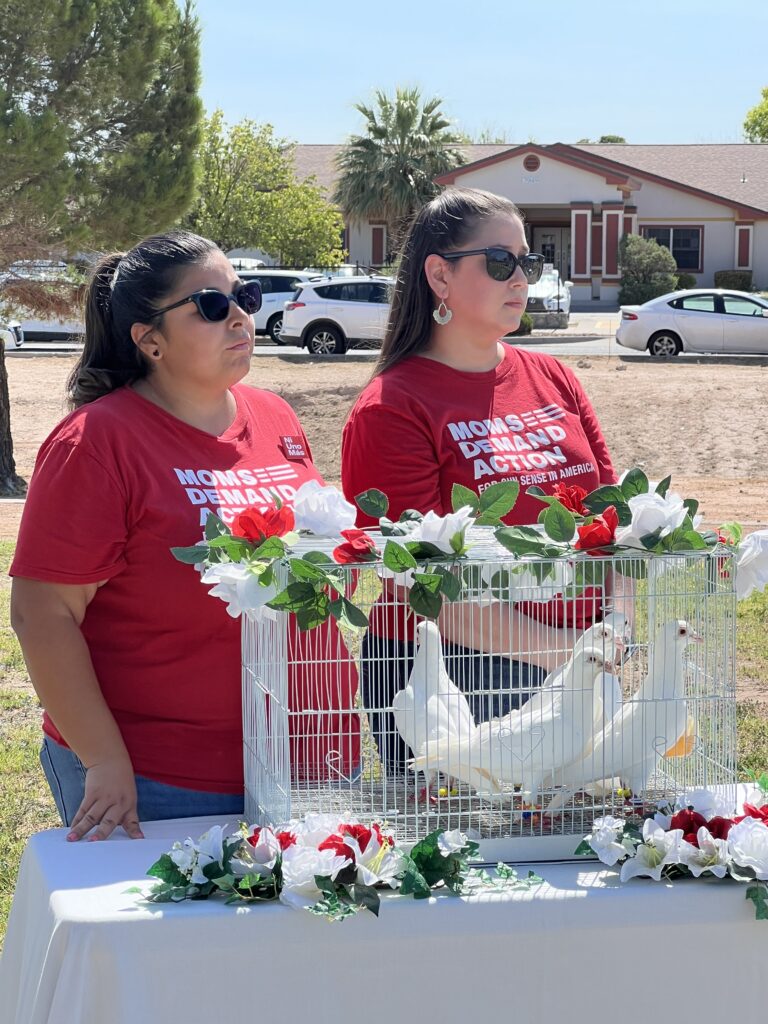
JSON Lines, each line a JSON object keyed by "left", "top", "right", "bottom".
{"left": 412, "top": 571, "right": 442, "bottom": 593}
{"left": 329, "top": 596, "right": 369, "bottom": 629}
{"left": 487, "top": 569, "right": 511, "bottom": 601}
{"left": 718, "top": 521, "right": 743, "bottom": 546}
{"left": 266, "top": 580, "right": 317, "bottom": 609}
{"left": 204, "top": 513, "right": 230, "bottom": 541}
{"left": 451, "top": 483, "right": 480, "bottom": 514}
{"left": 302, "top": 550, "right": 335, "bottom": 566}
{"left": 746, "top": 881, "right": 768, "bottom": 921}
{"left": 409, "top": 582, "right": 443, "bottom": 619}
{"left": 543, "top": 501, "right": 576, "bottom": 543}
{"left": 683, "top": 498, "right": 699, "bottom": 520}
{"left": 383, "top": 540, "right": 418, "bottom": 573}
{"left": 573, "top": 839, "right": 596, "bottom": 857}
{"left": 476, "top": 480, "right": 520, "bottom": 524}
{"left": 398, "top": 860, "right": 433, "bottom": 899}
{"left": 433, "top": 565, "right": 462, "bottom": 601}
{"left": 655, "top": 474, "right": 672, "bottom": 498}
{"left": 494, "top": 526, "right": 549, "bottom": 558}
{"left": 295, "top": 591, "right": 332, "bottom": 630}
{"left": 405, "top": 540, "right": 445, "bottom": 560}
{"left": 583, "top": 486, "right": 628, "bottom": 521}
{"left": 170, "top": 544, "right": 211, "bottom": 565}
{"left": 289, "top": 558, "right": 345, "bottom": 594}
{"left": 147, "top": 853, "right": 189, "bottom": 887}
{"left": 355, "top": 488, "right": 389, "bottom": 519}
{"left": 525, "top": 485, "right": 557, "bottom": 506}
{"left": 620, "top": 468, "right": 649, "bottom": 499}
{"left": 252, "top": 536, "right": 286, "bottom": 559}
{"left": 349, "top": 883, "right": 381, "bottom": 917}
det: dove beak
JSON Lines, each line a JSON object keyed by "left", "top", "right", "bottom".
{"left": 689, "top": 629, "right": 704, "bottom": 644}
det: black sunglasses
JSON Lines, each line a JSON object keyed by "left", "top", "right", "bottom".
{"left": 152, "top": 280, "right": 263, "bottom": 322}
{"left": 436, "top": 247, "right": 545, "bottom": 284}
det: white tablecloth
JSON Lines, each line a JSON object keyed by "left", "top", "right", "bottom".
{"left": 1, "top": 815, "right": 764, "bottom": 1024}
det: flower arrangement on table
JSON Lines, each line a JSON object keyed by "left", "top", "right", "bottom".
{"left": 171, "top": 470, "right": 768, "bottom": 628}
{"left": 575, "top": 776, "right": 768, "bottom": 922}
{"left": 134, "top": 817, "right": 543, "bottom": 922}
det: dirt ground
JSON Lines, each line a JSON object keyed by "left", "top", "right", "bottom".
{"left": 3, "top": 351, "right": 766, "bottom": 537}
{"left": 2, "top": 351, "right": 767, "bottom": 703}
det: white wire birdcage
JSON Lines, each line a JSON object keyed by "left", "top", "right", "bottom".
{"left": 242, "top": 528, "right": 737, "bottom": 861}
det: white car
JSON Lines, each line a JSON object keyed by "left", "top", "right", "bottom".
{"left": 301, "top": 264, "right": 366, "bottom": 279}
{"left": 237, "top": 269, "right": 320, "bottom": 344}
{"left": 525, "top": 268, "right": 572, "bottom": 328}
{"left": 616, "top": 288, "right": 768, "bottom": 357}
{"left": 281, "top": 276, "right": 393, "bottom": 355}
{"left": 1, "top": 320, "right": 24, "bottom": 349}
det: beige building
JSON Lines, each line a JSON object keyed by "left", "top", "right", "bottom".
{"left": 293, "top": 143, "right": 768, "bottom": 299}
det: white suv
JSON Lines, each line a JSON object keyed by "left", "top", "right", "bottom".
{"left": 238, "top": 269, "right": 320, "bottom": 344}
{"left": 280, "top": 276, "right": 393, "bottom": 355}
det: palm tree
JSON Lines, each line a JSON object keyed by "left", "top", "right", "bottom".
{"left": 333, "top": 87, "right": 465, "bottom": 257}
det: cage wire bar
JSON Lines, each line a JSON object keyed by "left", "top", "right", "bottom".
{"left": 242, "top": 529, "right": 737, "bottom": 861}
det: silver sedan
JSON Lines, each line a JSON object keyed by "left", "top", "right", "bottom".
{"left": 615, "top": 289, "right": 768, "bottom": 357}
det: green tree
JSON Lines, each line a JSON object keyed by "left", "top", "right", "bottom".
{"left": 333, "top": 87, "right": 465, "bottom": 252}
{"left": 576, "top": 135, "right": 627, "bottom": 144}
{"left": 0, "top": 0, "right": 203, "bottom": 494}
{"left": 183, "top": 111, "right": 344, "bottom": 265}
{"left": 744, "top": 87, "right": 768, "bottom": 142}
{"left": 618, "top": 234, "right": 678, "bottom": 305}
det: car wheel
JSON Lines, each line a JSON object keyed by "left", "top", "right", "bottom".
{"left": 267, "top": 314, "right": 285, "bottom": 345}
{"left": 305, "top": 324, "right": 347, "bottom": 355}
{"left": 647, "top": 331, "right": 682, "bottom": 358}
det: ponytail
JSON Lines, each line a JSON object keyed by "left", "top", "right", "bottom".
{"left": 67, "top": 230, "right": 219, "bottom": 409}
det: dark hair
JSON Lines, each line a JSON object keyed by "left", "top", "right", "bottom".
{"left": 371, "top": 188, "right": 523, "bottom": 378}
{"left": 68, "top": 230, "right": 219, "bottom": 408}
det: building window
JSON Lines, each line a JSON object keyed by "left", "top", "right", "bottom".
{"left": 641, "top": 226, "right": 702, "bottom": 271}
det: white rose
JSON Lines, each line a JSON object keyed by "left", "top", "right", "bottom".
{"left": 734, "top": 530, "right": 768, "bottom": 600}
{"left": 201, "top": 562, "right": 278, "bottom": 622}
{"left": 279, "top": 845, "right": 352, "bottom": 910}
{"left": 292, "top": 480, "right": 358, "bottom": 537}
{"left": 728, "top": 817, "right": 768, "bottom": 879}
{"left": 588, "top": 816, "right": 627, "bottom": 867}
{"left": 614, "top": 492, "right": 687, "bottom": 549}
{"left": 676, "top": 788, "right": 732, "bottom": 821}
{"left": 410, "top": 507, "right": 475, "bottom": 554}
{"left": 437, "top": 828, "right": 468, "bottom": 856}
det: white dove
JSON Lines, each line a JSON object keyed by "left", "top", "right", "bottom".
{"left": 392, "top": 620, "right": 477, "bottom": 799}
{"left": 545, "top": 619, "right": 701, "bottom": 813}
{"left": 411, "top": 645, "right": 609, "bottom": 800}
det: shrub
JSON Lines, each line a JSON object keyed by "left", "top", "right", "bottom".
{"left": 618, "top": 234, "right": 678, "bottom": 305}
{"left": 714, "top": 270, "right": 753, "bottom": 291}
{"left": 509, "top": 311, "right": 533, "bottom": 336}
{"left": 675, "top": 272, "right": 697, "bottom": 290}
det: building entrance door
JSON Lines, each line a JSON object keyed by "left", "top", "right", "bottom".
{"left": 531, "top": 226, "right": 571, "bottom": 280}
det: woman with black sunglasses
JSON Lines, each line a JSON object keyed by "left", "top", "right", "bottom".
{"left": 341, "top": 187, "right": 618, "bottom": 777}
{"left": 11, "top": 230, "right": 359, "bottom": 840}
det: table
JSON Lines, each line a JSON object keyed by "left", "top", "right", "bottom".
{"left": 1, "top": 815, "right": 764, "bottom": 1024}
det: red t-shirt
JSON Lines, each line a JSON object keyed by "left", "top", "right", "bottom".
{"left": 341, "top": 346, "right": 616, "bottom": 634}
{"left": 12, "top": 384, "right": 359, "bottom": 792}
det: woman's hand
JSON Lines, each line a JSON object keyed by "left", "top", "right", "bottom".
{"left": 67, "top": 755, "right": 144, "bottom": 842}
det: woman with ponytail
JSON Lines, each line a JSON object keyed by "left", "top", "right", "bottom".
{"left": 10, "top": 231, "right": 359, "bottom": 840}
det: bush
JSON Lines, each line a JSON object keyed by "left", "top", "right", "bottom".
{"left": 509, "top": 311, "right": 533, "bottom": 336}
{"left": 675, "top": 272, "right": 697, "bottom": 290}
{"left": 714, "top": 270, "right": 753, "bottom": 291}
{"left": 618, "top": 234, "right": 678, "bottom": 305}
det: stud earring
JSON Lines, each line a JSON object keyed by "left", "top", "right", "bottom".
{"left": 152, "top": 349, "right": 160, "bottom": 357}
{"left": 432, "top": 300, "right": 453, "bottom": 326}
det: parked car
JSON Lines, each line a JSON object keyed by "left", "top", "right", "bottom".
{"left": 616, "top": 289, "right": 768, "bottom": 357}
{"left": 281, "top": 276, "right": 393, "bottom": 355}
{"left": 1, "top": 320, "right": 24, "bottom": 349}
{"left": 301, "top": 264, "right": 367, "bottom": 279}
{"left": 237, "top": 269, "right": 320, "bottom": 344}
{"left": 2, "top": 260, "right": 84, "bottom": 341}
{"left": 525, "top": 268, "right": 572, "bottom": 328}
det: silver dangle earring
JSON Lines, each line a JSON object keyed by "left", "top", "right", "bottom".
{"left": 432, "top": 300, "right": 453, "bottom": 326}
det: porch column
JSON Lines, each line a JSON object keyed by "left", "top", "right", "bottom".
{"left": 602, "top": 203, "right": 623, "bottom": 281}
{"left": 570, "top": 203, "right": 592, "bottom": 285}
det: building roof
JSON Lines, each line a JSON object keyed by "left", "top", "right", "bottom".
{"left": 292, "top": 142, "right": 768, "bottom": 215}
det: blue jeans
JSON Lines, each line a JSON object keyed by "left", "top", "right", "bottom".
{"left": 40, "top": 736, "right": 244, "bottom": 827}
{"left": 361, "top": 633, "right": 546, "bottom": 775}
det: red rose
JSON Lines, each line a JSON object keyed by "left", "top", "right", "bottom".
{"left": 275, "top": 830, "right": 297, "bottom": 850}
{"left": 318, "top": 833, "right": 355, "bottom": 861}
{"left": 552, "top": 482, "right": 589, "bottom": 516}
{"left": 706, "top": 816, "right": 736, "bottom": 840}
{"left": 740, "top": 803, "right": 768, "bottom": 823}
{"left": 670, "top": 808, "right": 708, "bottom": 842}
{"left": 340, "top": 823, "right": 373, "bottom": 852}
{"left": 333, "top": 528, "right": 378, "bottom": 564}
{"left": 231, "top": 504, "right": 295, "bottom": 544}
{"left": 574, "top": 505, "right": 619, "bottom": 555}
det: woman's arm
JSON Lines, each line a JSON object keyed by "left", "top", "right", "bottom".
{"left": 11, "top": 578, "right": 144, "bottom": 842}
{"left": 439, "top": 599, "right": 571, "bottom": 672}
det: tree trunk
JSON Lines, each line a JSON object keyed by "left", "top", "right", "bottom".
{"left": 0, "top": 347, "right": 27, "bottom": 496}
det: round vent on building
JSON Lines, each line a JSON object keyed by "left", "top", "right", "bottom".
{"left": 523, "top": 154, "right": 541, "bottom": 172}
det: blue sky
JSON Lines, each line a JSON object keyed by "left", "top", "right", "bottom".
{"left": 194, "top": 0, "right": 768, "bottom": 145}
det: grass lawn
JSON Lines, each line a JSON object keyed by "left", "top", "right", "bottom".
{"left": 1, "top": 541, "right": 767, "bottom": 949}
